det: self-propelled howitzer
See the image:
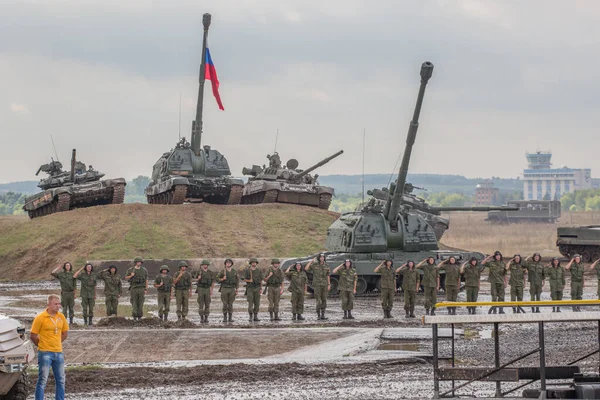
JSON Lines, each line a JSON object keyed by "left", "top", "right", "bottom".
{"left": 145, "top": 13, "right": 243, "bottom": 205}
{"left": 241, "top": 150, "right": 343, "bottom": 209}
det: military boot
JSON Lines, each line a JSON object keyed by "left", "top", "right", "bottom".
{"left": 253, "top": 313, "right": 260, "bottom": 322}
{"left": 409, "top": 307, "right": 415, "bottom": 318}
{"left": 88, "top": 317, "right": 93, "bottom": 326}
{"left": 388, "top": 311, "right": 393, "bottom": 318}
{"left": 425, "top": 308, "right": 430, "bottom": 316}
{"left": 342, "top": 311, "right": 348, "bottom": 319}
{"left": 292, "top": 313, "right": 297, "bottom": 321}
{"left": 84, "top": 317, "right": 88, "bottom": 326}
{"left": 223, "top": 313, "right": 228, "bottom": 322}
{"left": 552, "top": 307, "right": 556, "bottom": 312}
{"left": 274, "top": 312, "right": 280, "bottom": 321}
{"left": 317, "top": 310, "right": 322, "bottom": 320}
{"left": 347, "top": 311, "right": 355, "bottom": 319}
{"left": 321, "top": 311, "right": 328, "bottom": 320}
{"left": 69, "top": 316, "right": 73, "bottom": 325}
{"left": 430, "top": 308, "right": 436, "bottom": 316}
{"left": 249, "top": 312, "right": 253, "bottom": 322}
{"left": 499, "top": 308, "right": 505, "bottom": 314}
{"left": 206, "top": 314, "right": 210, "bottom": 323}
{"left": 556, "top": 307, "right": 561, "bottom": 312}
{"left": 536, "top": 307, "right": 540, "bottom": 313}
{"left": 269, "top": 312, "right": 274, "bottom": 321}
{"left": 297, "top": 314, "right": 305, "bottom": 321}
{"left": 512, "top": 307, "right": 517, "bottom": 313}
{"left": 531, "top": 307, "right": 536, "bottom": 313}
{"left": 164, "top": 313, "right": 169, "bottom": 321}
{"left": 228, "top": 312, "right": 234, "bottom": 322}
{"left": 573, "top": 306, "right": 577, "bottom": 312}
{"left": 405, "top": 310, "right": 410, "bottom": 318}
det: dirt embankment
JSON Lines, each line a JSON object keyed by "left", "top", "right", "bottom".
{"left": 0, "top": 203, "right": 338, "bottom": 280}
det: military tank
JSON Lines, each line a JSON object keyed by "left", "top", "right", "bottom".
{"left": 23, "top": 149, "right": 126, "bottom": 219}
{"left": 557, "top": 226, "right": 600, "bottom": 262}
{"left": 241, "top": 150, "right": 343, "bottom": 209}
{"left": 280, "top": 61, "right": 516, "bottom": 296}
{"left": 145, "top": 14, "right": 243, "bottom": 205}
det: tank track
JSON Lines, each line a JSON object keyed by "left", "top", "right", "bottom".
{"left": 27, "top": 193, "right": 71, "bottom": 219}
{"left": 241, "top": 190, "right": 278, "bottom": 205}
{"left": 226, "top": 185, "right": 243, "bottom": 205}
{"left": 263, "top": 190, "right": 278, "bottom": 203}
{"left": 111, "top": 183, "right": 126, "bottom": 204}
{"left": 147, "top": 185, "right": 188, "bottom": 205}
{"left": 318, "top": 193, "right": 332, "bottom": 210}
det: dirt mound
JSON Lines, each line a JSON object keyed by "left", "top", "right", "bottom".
{"left": 0, "top": 203, "right": 338, "bottom": 281}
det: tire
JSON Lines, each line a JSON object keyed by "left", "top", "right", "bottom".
{"left": 582, "top": 251, "right": 592, "bottom": 263}
{"left": 355, "top": 277, "right": 368, "bottom": 296}
{"left": 2, "top": 371, "right": 30, "bottom": 400}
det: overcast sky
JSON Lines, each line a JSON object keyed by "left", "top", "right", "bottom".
{"left": 1, "top": 0, "right": 599, "bottom": 183}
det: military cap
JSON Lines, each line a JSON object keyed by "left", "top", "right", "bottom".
{"left": 270, "top": 258, "right": 281, "bottom": 264}
{"left": 201, "top": 259, "right": 211, "bottom": 266}
{"left": 573, "top": 254, "right": 582, "bottom": 259}
{"left": 133, "top": 257, "right": 143, "bottom": 263}
{"left": 178, "top": 260, "right": 189, "bottom": 268}
{"left": 159, "top": 265, "right": 170, "bottom": 272}
{"left": 224, "top": 258, "right": 234, "bottom": 265}
{"left": 249, "top": 258, "right": 259, "bottom": 264}
{"left": 109, "top": 265, "right": 118, "bottom": 272}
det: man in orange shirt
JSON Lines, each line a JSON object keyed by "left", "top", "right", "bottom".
{"left": 30, "top": 294, "right": 69, "bottom": 400}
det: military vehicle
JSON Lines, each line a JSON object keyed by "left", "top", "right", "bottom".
{"left": 280, "top": 61, "right": 517, "bottom": 296}
{"left": 145, "top": 14, "right": 243, "bottom": 205}
{"left": 22, "top": 149, "right": 126, "bottom": 219}
{"left": 0, "top": 315, "right": 35, "bottom": 400}
{"left": 486, "top": 200, "right": 561, "bottom": 223}
{"left": 241, "top": 150, "right": 343, "bottom": 209}
{"left": 557, "top": 226, "right": 600, "bottom": 262}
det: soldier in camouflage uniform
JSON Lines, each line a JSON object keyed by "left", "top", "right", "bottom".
{"left": 306, "top": 253, "right": 331, "bottom": 320}
{"left": 217, "top": 258, "right": 239, "bottom": 323}
{"left": 286, "top": 262, "right": 308, "bottom": 321}
{"left": 153, "top": 265, "right": 173, "bottom": 321}
{"left": 460, "top": 257, "right": 484, "bottom": 314}
{"left": 173, "top": 261, "right": 193, "bottom": 320}
{"left": 482, "top": 251, "right": 508, "bottom": 314}
{"left": 264, "top": 259, "right": 285, "bottom": 321}
{"left": 374, "top": 260, "right": 396, "bottom": 318}
{"left": 437, "top": 257, "right": 461, "bottom": 315}
{"left": 333, "top": 260, "right": 357, "bottom": 319}
{"left": 51, "top": 262, "right": 76, "bottom": 324}
{"left": 416, "top": 257, "right": 439, "bottom": 315}
{"left": 523, "top": 253, "right": 545, "bottom": 313}
{"left": 565, "top": 254, "right": 585, "bottom": 311}
{"left": 545, "top": 257, "right": 565, "bottom": 312}
{"left": 98, "top": 265, "right": 123, "bottom": 317}
{"left": 242, "top": 258, "right": 263, "bottom": 322}
{"left": 125, "top": 257, "right": 149, "bottom": 321}
{"left": 397, "top": 261, "right": 419, "bottom": 318}
{"left": 74, "top": 263, "right": 98, "bottom": 325}
{"left": 591, "top": 258, "right": 600, "bottom": 300}
{"left": 506, "top": 255, "right": 527, "bottom": 313}
{"left": 196, "top": 259, "right": 215, "bottom": 323}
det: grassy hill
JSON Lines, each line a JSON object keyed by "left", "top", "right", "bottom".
{"left": 0, "top": 203, "right": 339, "bottom": 280}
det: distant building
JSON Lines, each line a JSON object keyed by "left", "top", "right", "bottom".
{"left": 475, "top": 179, "right": 500, "bottom": 205}
{"left": 523, "top": 151, "right": 592, "bottom": 200}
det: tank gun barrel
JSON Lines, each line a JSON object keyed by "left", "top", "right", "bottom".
{"left": 191, "top": 13, "right": 212, "bottom": 156}
{"left": 386, "top": 62, "right": 434, "bottom": 223}
{"left": 429, "top": 206, "right": 520, "bottom": 212}
{"left": 295, "top": 150, "right": 344, "bottom": 179}
{"left": 69, "top": 149, "right": 76, "bottom": 182}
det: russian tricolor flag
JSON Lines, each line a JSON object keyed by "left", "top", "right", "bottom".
{"left": 205, "top": 48, "right": 224, "bottom": 111}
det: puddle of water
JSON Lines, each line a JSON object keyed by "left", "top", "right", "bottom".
{"left": 377, "top": 342, "right": 422, "bottom": 351}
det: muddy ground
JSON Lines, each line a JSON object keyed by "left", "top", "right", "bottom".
{"left": 4, "top": 280, "right": 600, "bottom": 399}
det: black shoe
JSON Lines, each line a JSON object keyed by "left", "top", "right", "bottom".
{"left": 274, "top": 312, "right": 281, "bottom": 321}
{"left": 88, "top": 317, "right": 93, "bottom": 326}
{"left": 292, "top": 313, "right": 297, "bottom": 321}
{"left": 297, "top": 314, "right": 305, "bottom": 320}
{"left": 228, "top": 312, "right": 233, "bottom": 322}
{"left": 499, "top": 308, "right": 505, "bottom": 314}
{"left": 409, "top": 311, "right": 415, "bottom": 318}
{"left": 347, "top": 311, "right": 355, "bottom": 320}
{"left": 223, "top": 313, "right": 228, "bottom": 322}
{"left": 557, "top": 307, "right": 561, "bottom": 313}
{"left": 383, "top": 310, "right": 388, "bottom": 318}
{"left": 430, "top": 309, "right": 436, "bottom": 316}
{"left": 253, "top": 313, "right": 260, "bottom": 322}
{"left": 448, "top": 309, "right": 452, "bottom": 315}
{"left": 552, "top": 307, "right": 556, "bottom": 312}
{"left": 321, "top": 311, "right": 328, "bottom": 320}
{"left": 512, "top": 307, "right": 517, "bottom": 313}
{"left": 269, "top": 312, "right": 274, "bottom": 321}
{"left": 536, "top": 307, "right": 540, "bottom": 313}
{"left": 388, "top": 311, "right": 393, "bottom": 319}
{"left": 425, "top": 309, "right": 430, "bottom": 316}
{"left": 406, "top": 311, "right": 410, "bottom": 318}
{"left": 249, "top": 312, "right": 253, "bottom": 322}
{"left": 84, "top": 318, "right": 88, "bottom": 326}
{"left": 343, "top": 311, "right": 348, "bottom": 320}
{"left": 69, "top": 316, "right": 73, "bottom": 325}
{"left": 317, "top": 310, "right": 322, "bottom": 320}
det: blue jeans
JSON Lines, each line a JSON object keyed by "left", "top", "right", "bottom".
{"left": 35, "top": 351, "right": 65, "bottom": 400}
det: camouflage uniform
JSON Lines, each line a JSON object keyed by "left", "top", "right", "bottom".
{"left": 244, "top": 267, "right": 263, "bottom": 320}
{"left": 524, "top": 260, "right": 545, "bottom": 304}
{"left": 217, "top": 268, "right": 239, "bottom": 321}
{"left": 174, "top": 269, "right": 192, "bottom": 319}
{"left": 545, "top": 264, "right": 565, "bottom": 311}
{"left": 127, "top": 266, "right": 148, "bottom": 319}
{"left": 311, "top": 262, "right": 330, "bottom": 319}
{"left": 462, "top": 263, "right": 483, "bottom": 314}
{"left": 486, "top": 260, "right": 506, "bottom": 303}
{"left": 51, "top": 270, "right": 76, "bottom": 322}
{"left": 439, "top": 263, "right": 460, "bottom": 314}
{"left": 287, "top": 269, "right": 307, "bottom": 318}
{"left": 77, "top": 271, "right": 98, "bottom": 322}
{"left": 399, "top": 268, "right": 419, "bottom": 317}
{"left": 154, "top": 272, "right": 172, "bottom": 320}
{"left": 508, "top": 261, "right": 526, "bottom": 302}
{"left": 98, "top": 269, "right": 123, "bottom": 316}
{"left": 196, "top": 268, "right": 215, "bottom": 320}
{"left": 338, "top": 267, "right": 357, "bottom": 317}
{"left": 569, "top": 262, "right": 585, "bottom": 301}
{"left": 417, "top": 263, "right": 438, "bottom": 314}
{"left": 377, "top": 266, "right": 396, "bottom": 317}
{"left": 265, "top": 266, "right": 284, "bottom": 319}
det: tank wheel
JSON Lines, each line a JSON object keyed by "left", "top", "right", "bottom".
{"left": 328, "top": 277, "right": 339, "bottom": 297}
{"left": 146, "top": 195, "right": 153, "bottom": 204}
{"left": 3, "top": 370, "right": 30, "bottom": 400}
{"left": 592, "top": 251, "right": 600, "bottom": 262}
{"left": 318, "top": 194, "right": 332, "bottom": 210}
{"left": 263, "top": 190, "right": 278, "bottom": 204}
{"left": 111, "top": 183, "right": 126, "bottom": 204}
{"left": 171, "top": 185, "right": 187, "bottom": 204}
{"left": 582, "top": 251, "right": 592, "bottom": 263}
{"left": 56, "top": 193, "right": 71, "bottom": 213}
{"left": 227, "top": 185, "right": 243, "bottom": 205}
{"left": 355, "top": 277, "right": 368, "bottom": 296}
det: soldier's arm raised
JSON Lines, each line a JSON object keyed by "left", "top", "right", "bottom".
{"left": 435, "top": 260, "right": 446, "bottom": 269}
{"left": 565, "top": 260, "right": 573, "bottom": 270}
{"left": 73, "top": 267, "right": 84, "bottom": 279}
{"left": 332, "top": 264, "right": 344, "bottom": 274}
{"left": 305, "top": 260, "right": 314, "bottom": 271}
{"left": 373, "top": 261, "right": 384, "bottom": 272}
{"left": 459, "top": 262, "right": 468, "bottom": 274}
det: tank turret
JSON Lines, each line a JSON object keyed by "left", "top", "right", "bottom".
{"left": 241, "top": 150, "right": 343, "bottom": 209}
{"left": 145, "top": 13, "right": 244, "bottom": 205}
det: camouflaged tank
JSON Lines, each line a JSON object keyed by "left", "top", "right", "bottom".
{"left": 145, "top": 14, "right": 243, "bottom": 205}
{"left": 280, "top": 62, "right": 516, "bottom": 296}
{"left": 241, "top": 150, "right": 343, "bottom": 209}
{"left": 23, "top": 149, "right": 126, "bottom": 219}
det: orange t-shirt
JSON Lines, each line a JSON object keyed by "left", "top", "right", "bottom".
{"left": 30, "top": 310, "right": 69, "bottom": 352}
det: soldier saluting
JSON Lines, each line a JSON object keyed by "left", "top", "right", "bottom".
{"left": 506, "top": 255, "right": 527, "bottom": 313}
{"left": 74, "top": 263, "right": 98, "bottom": 326}
{"left": 436, "top": 257, "right": 461, "bottom": 315}
{"left": 173, "top": 261, "right": 193, "bottom": 320}
{"left": 482, "top": 251, "right": 508, "bottom": 314}
{"left": 396, "top": 261, "right": 419, "bottom": 318}
{"left": 196, "top": 260, "right": 215, "bottom": 323}
{"left": 263, "top": 259, "right": 285, "bottom": 321}
{"left": 51, "top": 262, "right": 76, "bottom": 324}
{"left": 242, "top": 258, "right": 263, "bottom": 322}
{"left": 286, "top": 262, "right": 308, "bottom": 321}
{"left": 416, "top": 257, "right": 439, "bottom": 315}
{"left": 125, "top": 257, "right": 148, "bottom": 321}
{"left": 565, "top": 254, "right": 585, "bottom": 312}
{"left": 217, "top": 259, "right": 239, "bottom": 323}
{"left": 545, "top": 257, "right": 565, "bottom": 312}
{"left": 333, "top": 260, "right": 357, "bottom": 320}
{"left": 460, "top": 257, "right": 484, "bottom": 314}
{"left": 305, "top": 253, "right": 331, "bottom": 320}
{"left": 523, "top": 253, "right": 545, "bottom": 313}
{"left": 98, "top": 265, "right": 123, "bottom": 317}
{"left": 374, "top": 260, "right": 396, "bottom": 319}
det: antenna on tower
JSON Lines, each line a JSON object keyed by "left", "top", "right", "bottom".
{"left": 274, "top": 129, "right": 279, "bottom": 153}
{"left": 50, "top": 135, "right": 59, "bottom": 162}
